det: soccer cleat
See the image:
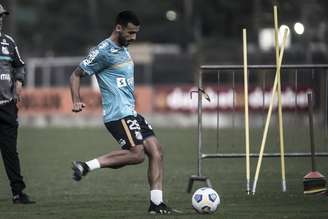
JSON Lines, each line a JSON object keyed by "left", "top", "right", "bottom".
{"left": 148, "top": 201, "right": 177, "bottom": 214}
{"left": 72, "top": 161, "right": 89, "bottom": 181}
{"left": 13, "top": 193, "right": 35, "bottom": 204}
{"left": 148, "top": 201, "right": 171, "bottom": 214}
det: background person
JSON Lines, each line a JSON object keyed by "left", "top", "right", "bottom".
{"left": 0, "top": 4, "right": 34, "bottom": 204}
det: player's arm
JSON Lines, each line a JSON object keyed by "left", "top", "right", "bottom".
{"left": 70, "top": 66, "right": 86, "bottom": 112}
{"left": 71, "top": 47, "right": 105, "bottom": 112}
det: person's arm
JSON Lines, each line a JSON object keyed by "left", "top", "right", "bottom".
{"left": 10, "top": 36, "right": 26, "bottom": 102}
{"left": 70, "top": 66, "right": 86, "bottom": 112}
{"left": 15, "top": 80, "right": 23, "bottom": 101}
{"left": 14, "top": 67, "right": 25, "bottom": 101}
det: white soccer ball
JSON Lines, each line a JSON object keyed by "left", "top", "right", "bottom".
{"left": 192, "top": 187, "right": 220, "bottom": 214}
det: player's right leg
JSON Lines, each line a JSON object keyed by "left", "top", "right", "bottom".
{"left": 72, "top": 145, "right": 145, "bottom": 181}
{"left": 72, "top": 115, "right": 145, "bottom": 181}
{"left": 72, "top": 160, "right": 89, "bottom": 181}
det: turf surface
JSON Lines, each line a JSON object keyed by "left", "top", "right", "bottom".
{"left": 0, "top": 127, "right": 327, "bottom": 218}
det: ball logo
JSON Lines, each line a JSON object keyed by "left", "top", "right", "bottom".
{"left": 194, "top": 194, "right": 202, "bottom": 203}
{"left": 209, "top": 193, "right": 217, "bottom": 202}
{"left": 201, "top": 206, "right": 211, "bottom": 213}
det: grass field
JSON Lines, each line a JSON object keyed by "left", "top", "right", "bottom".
{"left": 0, "top": 126, "right": 328, "bottom": 218}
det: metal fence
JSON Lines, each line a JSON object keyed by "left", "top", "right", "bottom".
{"left": 187, "top": 64, "right": 328, "bottom": 192}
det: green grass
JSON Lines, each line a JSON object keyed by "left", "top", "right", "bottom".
{"left": 0, "top": 127, "right": 328, "bottom": 218}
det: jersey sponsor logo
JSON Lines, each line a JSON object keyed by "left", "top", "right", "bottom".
{"left": 117, "top": 77, "right": 127, "bottom": 88}
{"left": 1, "top": 39, "right": 9, "bottom": 45}
{"left": 2, "top": 46, "right": 9, "bottom": 55}
{"left": 99, "top": 41, "right": 108, "bottom": 49}
{"left": 82, "top": 49, "right": 99, "bottom": 66}
{"left": 0, "top": 73, "right": 10, "bottom": 81}
{"left": 117, "top": 77, "right": 133, "bottom": 87}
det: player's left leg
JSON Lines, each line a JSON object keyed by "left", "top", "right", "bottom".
{"left": 136, "top": 114, "right": 179, "bottom": 214}
{"left": 143, "top": 135, "right": 182, "bottom": 214}
{"left": 143, "top": 136, "right": 163, "bottom": 191}
{"left": 143, "top": 136, "right": 172, "bottom": 214}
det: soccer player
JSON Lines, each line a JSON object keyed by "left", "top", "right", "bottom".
{"left": 69, "top": 10, "right": 174, "bottom": 214}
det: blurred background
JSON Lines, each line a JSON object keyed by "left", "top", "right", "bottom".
{"left": 1, "top": 0, "right": 328, "bottom": 127}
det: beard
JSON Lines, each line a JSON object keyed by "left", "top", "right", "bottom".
{"left": 118, "top": 32, "right": 129, "bottom": 47}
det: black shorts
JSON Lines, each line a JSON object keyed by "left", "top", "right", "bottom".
{"left": 105, "top": 114, "right": 155, "bottom": 150}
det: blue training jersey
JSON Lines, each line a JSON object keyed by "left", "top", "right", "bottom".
{"left": 80, "top": 38, "right": 136, "bottom": 123}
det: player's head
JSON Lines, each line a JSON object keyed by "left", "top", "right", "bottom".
{"left": 114, "top": 10, "right": 140, "bottom": 47}
{"left": 0, "top": 4, "right": 9, "bottom": 32}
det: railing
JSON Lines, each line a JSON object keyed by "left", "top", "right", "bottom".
{"left": 187, "top": 64, "right": 328, "bottom": 193}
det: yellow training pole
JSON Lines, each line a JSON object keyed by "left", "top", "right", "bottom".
{"left": 252, "top": 28, "right": 289, "bottom": 195}
{"left": 274, "top": 5, "right": 287, "bottom": 192}
{"left": 243, "top": 29, "right": 250, "bottom": 195}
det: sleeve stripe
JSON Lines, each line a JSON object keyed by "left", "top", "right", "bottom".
{"left": 121, "top": 119, "right": 135, "bottom": 147}
{"left": 4, "top": 34, "right": 15, "bottom": 43}
{"left": 15, "top": 46, "right": 25, "bottom": 64}
{"left": 4, "top": 34, "right": 25, "bottom": 65}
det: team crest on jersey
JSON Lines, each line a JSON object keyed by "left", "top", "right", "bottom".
{"left": 119, "top": 139, "right": 126, "bottom": 146}
{"left": 2, "top": 46, "right": 9, "bottom": 55}
{"left": 117, "top": 77, "right": 127, "bottom": 88}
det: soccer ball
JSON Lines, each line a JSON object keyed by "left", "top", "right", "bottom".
{"left": 192, "top": 187, "right": 220, "bottom": 214}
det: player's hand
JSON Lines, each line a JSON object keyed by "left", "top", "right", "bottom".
{"left": 15, "top": 80, "right": 23, "bottom": 102}
{"left": 72, "top": 102, "right": 86, "bottom": 113}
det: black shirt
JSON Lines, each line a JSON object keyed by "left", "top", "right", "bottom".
{"left": 0, "top": 33, "right": 25, "bottom": 101}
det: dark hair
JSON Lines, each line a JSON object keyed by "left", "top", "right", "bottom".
{"left": 115, "top": 10, "right": 140, "bottom": 27}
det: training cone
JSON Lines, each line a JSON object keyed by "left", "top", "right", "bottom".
{"left": 303, "top": 171, "right": 327, "bottom": 194}
{"left": 303, "top": 93, "right": 327, "bottom": 195}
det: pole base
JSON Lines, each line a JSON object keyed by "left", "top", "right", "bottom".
{"left": 187, "top": 175, "right": 212, "bottom": 193}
